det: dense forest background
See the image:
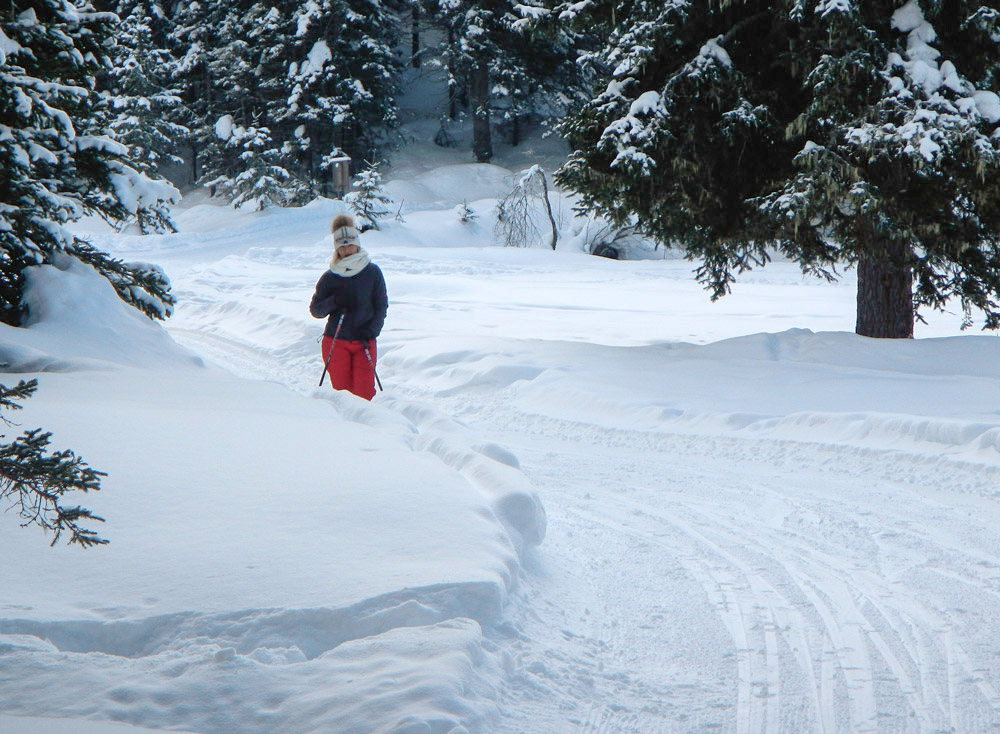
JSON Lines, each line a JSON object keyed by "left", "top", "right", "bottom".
{"left": 4, "top": 0, "right": 1000, "bottom": 339}
{"left": 95, "top": 0, "right": 587, "bottom": 210}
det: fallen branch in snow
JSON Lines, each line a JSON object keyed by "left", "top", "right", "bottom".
{"left": 495, "top": 166, "right": 558, "bottom": 250}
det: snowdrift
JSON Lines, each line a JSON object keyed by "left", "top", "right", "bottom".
{"left": 0, "top": 259, "right": 545, "bottom": 733}
{"left": 389, "top": 329, "right": 1000, "bottom": 463}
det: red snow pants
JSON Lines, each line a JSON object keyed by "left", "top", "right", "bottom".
{"left": 322, "top": 337, "right": 377, "bottom": 401}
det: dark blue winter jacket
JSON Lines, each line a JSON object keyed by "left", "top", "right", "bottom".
{"left": 310, "top": 262, "right": 388, "bottom": 341}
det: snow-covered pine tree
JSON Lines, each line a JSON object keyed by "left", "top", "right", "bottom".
{"left": 205, "top": 119, "right": 308, "bottom": 209}
{"left": 497, "top": 0, "right": 590, "bottom": 146}
{"left": 193, "top": 3, "right": 264, "bottom": 198}
{"left": 276, "top": 0, "right": 401, "bottom": 193}
{"left": 193, "top": 3, "right": 311, "bottom": 209}
{"left": 457, "top": 200, "right": 477, "bottom": 223}
{"left": 0, "top": 0, "right": 178, "bottom": 325}
{"left": 556, "top": 0, "right": 1000, "bottom": 338}
{"left": 97, "top": 0, "right": 188, "bottom": 233}
{"left": 0, "top": 379, "right": 107, "bottom": 547}
{"left": 169, "top": 0, "right": 232, "bottom": 184}
{"left": 170, "top": 0, "right": 400, "bottom": 205}
{"left": 345, "top": 161, "right": 393, "bottom": 230}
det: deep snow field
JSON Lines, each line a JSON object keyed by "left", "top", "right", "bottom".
{"left": 3, "top": 140, "right": 1000, "bottom": 734}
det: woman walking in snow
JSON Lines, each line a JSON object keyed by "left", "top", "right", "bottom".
{"left": 310, "top": 214, "right": 388, "bottom": 400}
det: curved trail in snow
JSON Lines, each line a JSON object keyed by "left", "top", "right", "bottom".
{"left": 346, "top": 339, "right": 1000, "bottom": 734}
{"left": 443, "top": 403, "right": 1000, "bottom": 734}
{"left": 180, "top": 314, "right": 1000, "bottom": 732}
{"left": 153, "top": 232, "right": 1000, "bottom": 733}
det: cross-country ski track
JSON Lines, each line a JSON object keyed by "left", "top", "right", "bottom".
{"left": 156, "top": 227, "right": 1000, "bottom": 733}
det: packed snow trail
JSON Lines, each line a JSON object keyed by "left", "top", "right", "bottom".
{"left": 379, "top": 364, "right": 1000, "bottom": 734}
{"left": 167, "top": 269, "right": 1000, "bottom": 731}
{"left": 175, "top": 304, "right": 1000, "bottom": 733}
{"left": 68, "top": 193, "right": 1000, "bottom": 733}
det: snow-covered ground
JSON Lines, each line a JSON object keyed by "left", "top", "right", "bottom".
{"left": 2, "top": 157, "right": 1000, "bottom": 733}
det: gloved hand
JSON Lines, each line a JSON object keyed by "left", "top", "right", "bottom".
{"left": 313, "top": 295, "right": 337, "bottom": 316}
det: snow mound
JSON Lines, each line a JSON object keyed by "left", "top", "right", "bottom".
{"left": 0, "top": 257, "right": 203, "bottom": 372}
{"left": 0, "top": 254, "right": 545, "bottom": 733}
{"left": 686, "top": 328, "right": 1000, "bottom": 379}
{"left": 0, "top": 714, "right": 202, "bottom": 734}
{"left": 0, "top": 618, "right": 495, "bottom": 734}
{"left": 395, "top": 397, "right": 546, "bottom": 550}
{"left": 0, "top": 364, "right": 524, "bottom": 732}
{"left": 388, "top": 330, "right": 1000, "bottom": 461}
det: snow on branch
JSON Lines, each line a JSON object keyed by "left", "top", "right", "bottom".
{"left": 699, "top": 37, "right": 732, "bottom": 68}
{"left": 598, "top": 91, "right": 664, "bottom": 175}
{"left": 495, "top": 166, "right": 558, "bottom": 250}
{"left": 815, "top": 0, "right": 855, "bottom": 18}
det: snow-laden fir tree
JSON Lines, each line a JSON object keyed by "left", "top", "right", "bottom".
{"left": 497, "top": 0, "right": 594, "bottom": 145}
{"left": 170, "top": 0, "right": 400, "bottom": 205}
{"left": 169, "top": 0, "right": 232, "bottom": 184}
{"left": 97, "top": 0, "right": 188, "bottom": 233}
{"left": 0, "top": 0, "right": 178, "bottom": 325}
{"left": 277, "top": 0, "right": 401, "bottom": 192}
{"left": 193, "top": 3, "right": 312, "bottom": 209}
{"left": 205, "top": 119, "right": 309, "bottom": 210}
{"left": 190, "top": 3, "right": 271, "bottom": 204}
{"left": 457, "top": 200, "right": 477, "bottom": 223}
{"left": 557, "top": 0, "right": 1000, "bottom": 338}
{"left": 345, "top": 161, "right": 393, "bottom": 230}
{"left": 0, "top": 379, "right": 107, "bottom": 547}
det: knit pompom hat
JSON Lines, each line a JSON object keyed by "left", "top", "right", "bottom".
{"left": 331, "top": 214, "right": 361, "bottom": 257}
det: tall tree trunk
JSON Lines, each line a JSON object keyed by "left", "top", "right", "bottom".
{"left": 191, "top": 143, "right": 199, "bottom": 185}
{"left": 471, "top": 64, "right": 492, "bottom": 163}
{"left": 447, "top": 29, "right": 458, "bottom": 120}
{"left": 855, "top": 226, "right": 913, "bottom": 338}
{"left": 411, "top": 6, "right": 420, "bottom": 68}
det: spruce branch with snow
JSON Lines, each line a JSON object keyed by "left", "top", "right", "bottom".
{"left": 0, "top": 0, "right": 179, "bottom": 325}
{"left": 96, "top": 0, "right": 188, "bottom": 234}
{"left": 556, "top": 0, "right": 1000, "bottom": 338}
{"left": 0, "top": 380, "right": 107, "bottom": 547}
{"left": 71, "top": 243, "right": 174, "bottom": 320}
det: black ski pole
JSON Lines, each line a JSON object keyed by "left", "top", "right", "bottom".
{"left": 362, "top": 343, "right": 383, "bottom": 392}
{"left": 318, "top": 313, "right": 346, "bottom": 387}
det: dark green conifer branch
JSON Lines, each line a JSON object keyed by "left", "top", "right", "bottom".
{"left": 0, "top": 380, "right": 108, "bottom": 547}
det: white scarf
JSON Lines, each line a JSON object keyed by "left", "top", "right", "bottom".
{"left": 330, "top": 248, "right": 371, "bottom": 277}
